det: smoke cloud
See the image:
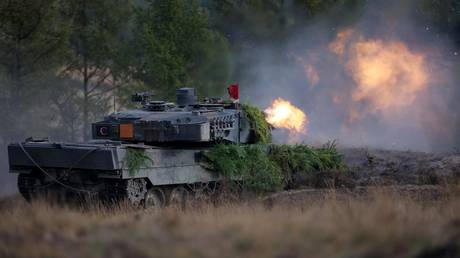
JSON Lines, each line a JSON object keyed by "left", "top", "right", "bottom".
{"left": 241, "top": 0, "right": 459, "bottom": 152}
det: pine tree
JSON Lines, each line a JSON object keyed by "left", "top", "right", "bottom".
{"left": 0, "top": 0, "right": 72, "bottom": 140}
{"left": 62, "top": 0, "right": 133, "bottom": 140}
{"left": 132, "top": 0, "right": 231, "bottom": 100}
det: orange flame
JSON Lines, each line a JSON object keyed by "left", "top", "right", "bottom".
{"left": 328, "top": 29, "right": 354, "bottom": 56}
{"left": 348, "top": 40, "right": 428, "bottom": 113}
{"left": 265, "top": 98, "right": 308, "bottom": 133}
{"left": 329, "top": 29, "right": 429, "bottom": 117}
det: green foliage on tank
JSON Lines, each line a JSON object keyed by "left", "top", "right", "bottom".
{"left": 203, "top": 144, "right": 283, "bottom": 193}
{"left": 203, "top": 141, "right": 345, "bottom": 193}
{"left": 270, "top": 141, "right": 345, "bottom": 186}
{"left": 123, "top": 148, "right": 154, "bottom": 177}
{"left": 241, "top": 104, "right": 272, "bottom": 144}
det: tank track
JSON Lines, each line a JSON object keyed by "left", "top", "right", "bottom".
{"left": 17, "top": 173, "right": 221, "bottom": 208}
{"left": 17, "top": 173, "right": 39, "bottom": 202}
{"left": 102, "top": 179, "right": 147, "bottom": 206}
{"left": 17, "top": 172, "right": 150, "bottom": 206}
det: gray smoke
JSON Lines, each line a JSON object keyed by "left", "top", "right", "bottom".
{"left": 240, "top": 0, "right": 459, "bottom": 152}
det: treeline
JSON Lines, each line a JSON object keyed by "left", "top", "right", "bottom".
{"left": 0, "top": 0, "right": 458, "bottom": 142}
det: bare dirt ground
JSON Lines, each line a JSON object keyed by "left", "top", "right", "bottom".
{"left": 341, "top": 148, "right": 460, "bottom": 186}
{"left": 1, "top": 148, "right": 460, "bottom": 258}
{"left": 288, "top": 148, "right": 460, "bottom": 189}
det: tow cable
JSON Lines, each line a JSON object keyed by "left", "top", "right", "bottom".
{"left": 18, "top": 142, "right": 100, "bottom": 194}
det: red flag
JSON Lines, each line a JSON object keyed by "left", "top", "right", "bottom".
{"left": 228, "top": 83, "right": 239, "bottom": 101}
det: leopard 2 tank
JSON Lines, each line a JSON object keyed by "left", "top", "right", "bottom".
{"left": 7, "top": 86, "right": 261, "bottom": 208}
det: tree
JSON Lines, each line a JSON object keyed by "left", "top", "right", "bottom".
{"left": 416, "top": 0, "right": 460, "bottom": 148}
{"left": 63, "top": 0, "right": 133, "bottom": 140}
{"left": 0, "top": 0, "right": 72, "bottom": 140}
{"left": 207, "top": 0, "right": 366, "bottom": 87}
{"left": 132, "top": 0, "right": 231, "bottom": 100}
{"left": 208, "top": 0, "right": 291, "bottom": 48}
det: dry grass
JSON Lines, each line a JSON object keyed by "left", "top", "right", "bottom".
{"left": 1, "top": 186, "right": 460, "bottom": 258}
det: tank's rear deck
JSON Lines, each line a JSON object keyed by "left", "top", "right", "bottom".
{"left": 8, "top": 142, "right": 218, "bottom": 185}
{"left": 8, "top": 142, "right": 119, "bottom": 171}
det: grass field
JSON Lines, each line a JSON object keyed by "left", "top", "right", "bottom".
{"left": 1, "top": 185, "right": 460, "bottom": 258}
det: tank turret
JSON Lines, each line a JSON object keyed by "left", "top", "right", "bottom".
{"left": 91, "top": 87, "right": 253, "bottom": 145}
{"left": 7, "top": 84, "right": 266, "bottom": 207}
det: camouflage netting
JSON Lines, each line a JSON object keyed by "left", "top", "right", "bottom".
{"left": 203, "top": 142, "right": 345, "bottom": 193}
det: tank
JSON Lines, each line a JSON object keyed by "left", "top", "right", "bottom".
{"left": 7, "top": 86, "right": 261, "bottom": 208}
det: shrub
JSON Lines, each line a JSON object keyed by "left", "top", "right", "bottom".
{"left": 203, "top": 144, "right": 283, "bottom": 193}
{"left": 203, "top": 142, "right": 345, "bottom": 193}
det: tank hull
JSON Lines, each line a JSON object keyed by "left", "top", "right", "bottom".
{"left": 8, "top": 141, "right": 219, "bottom": 206}
{"left": 9, "top": 142, "right": 119, "bottom": 171}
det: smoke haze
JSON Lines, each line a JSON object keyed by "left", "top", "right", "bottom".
{"left": 241, "top": 0, "right": 459, "bottom": 152}
{"left": 1, "top": 0, "right": 459, "bottom": 196}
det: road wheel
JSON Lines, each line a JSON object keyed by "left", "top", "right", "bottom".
{"left": 126, "top": 179, "right": 148, "bottom": 207}
{"left": 17, "top": 173, "right": 40, "bottom": 202}
{"left": 169, "top": 186, "right": 190, "bottom": 211}
{"left": 143, "top": 187, "right": 165, "bottom": 211}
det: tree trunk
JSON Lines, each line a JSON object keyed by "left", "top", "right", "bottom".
{"left": 8, "top": 40, "right": 24, "bottom": 140}
{"left": 83, "top": 57, "right": 89, "bottom": 141}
